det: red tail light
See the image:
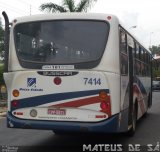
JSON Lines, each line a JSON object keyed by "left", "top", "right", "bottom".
{"left": 100, "top": 101, "right": 109, "bottom": 110}
{"left": 11, "top": 100, "right": 18, "bottom": 107}
{"left": 99, "top": 91, "right": 111, "bottom": 117}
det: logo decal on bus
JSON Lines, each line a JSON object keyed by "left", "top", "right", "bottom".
{"left": 27, "top": 78, "right": 36, "bottom": 88}
{"left": 19, "top": 78, "right": 43, "bottom": 92}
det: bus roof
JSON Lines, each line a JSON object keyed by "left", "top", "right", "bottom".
{"left": 13, "top": 13, "right": 118, "bottom": 23}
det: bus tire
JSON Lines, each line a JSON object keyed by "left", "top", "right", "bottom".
{"left": 143, "top": 93, "right": 151, "bottom": 118}
{"left": 148, "top": 93, "right": 152, "bottom": 108}
{"left": 127, "top": 103, "right": 138, "bottom": 137}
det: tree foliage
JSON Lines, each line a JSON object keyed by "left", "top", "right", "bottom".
{"left": 150, "top": 45, "right": 160, "bottom": 78}
{"left": 39, "top": 0, "right": 97, "bottom": 13}
{"left": 149, "top": 45, "right": 160, "bottom": 55}
{"left": 0, "top": 64, "right": 4, "bottom": 84}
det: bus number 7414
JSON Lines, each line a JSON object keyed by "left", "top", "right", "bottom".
{"left": 84, "top": 78, "right": 101, "bottom": 85}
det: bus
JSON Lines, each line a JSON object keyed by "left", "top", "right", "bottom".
{"left": 2, "top": 12, "right": 152, "bottom": 136}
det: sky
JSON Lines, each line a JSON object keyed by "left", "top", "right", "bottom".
{"left": 0, "top": 0, "right": 160, "bottom": 48}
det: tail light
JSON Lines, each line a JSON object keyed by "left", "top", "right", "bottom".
{"left": 99, "top": 91, "right": 111, "bottom": 117}
{"left": 100, "top": 101, "right": 109, "bottom": 110}
{"left": 99, "top": 91, "right": 108, "bottom": 100}
{"left": 11, "top": 100, "right": 18, "bottom": 107}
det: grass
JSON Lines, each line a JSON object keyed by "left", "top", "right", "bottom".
{"left": 0, "top": 63, "right": 3, "bottom": 67}
{"left": 0, "top": 64, "right": 4, "bottom": 72}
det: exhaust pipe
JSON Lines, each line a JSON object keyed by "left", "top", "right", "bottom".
{"left": 2, "top": 11, "right": 10, "bottom": 72}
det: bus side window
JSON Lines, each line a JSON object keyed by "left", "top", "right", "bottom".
{"left": 135, "top": 60, "right": 141, "bottom": 75}
{"left": 120, "top": 30, "right": 128, "bottom": 75}
{"left": 120, "top": 30, "right": 127, "bottom": 54}
{"left": 121, "top": 54, "right": 128, "bottom": 75}
{"left": 147, "top": 53, "right": 150, "bottom": 76}
{"left": 135, "top": 44, "right": 139, "bottom": 59}
{"left": 135, "top": 43, "right": 141, "bottom": 76}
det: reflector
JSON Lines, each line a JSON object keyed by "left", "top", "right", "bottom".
{"left": 30, "top": 109, "right": 37, "bottom": 117}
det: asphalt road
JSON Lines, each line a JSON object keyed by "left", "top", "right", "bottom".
{"left": 0, "top": 92, "right": 160, "bottom": 152}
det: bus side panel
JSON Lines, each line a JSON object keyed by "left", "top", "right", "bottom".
{"left": 119, "top": 75, "right": 151, "bottom": 131}
{"left": 134, "top": 76, "right": 151, "bottom": 120}
{"left": 3, "top": 72, "right": 14, "bottom": 110}
{"left": 120, "top": 75, "right": 129, "bottom": 132}
{"left": 104, "top": 72, "right": 130, "bottom": 132}
{"left": 104, "top": 72, "right": 120, "bottom": 116}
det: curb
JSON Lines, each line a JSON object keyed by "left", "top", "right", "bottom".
{"left": 0, "top": 112, "right": 7, "bottom": 117}
{"left": 0, "top": 108, "right": 7, "bottom": 117}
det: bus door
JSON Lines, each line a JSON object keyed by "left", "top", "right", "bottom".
{"left": 128, "top": 45, "right": 134, "bottom": 128}
{"left": 127, "top": 35, "right": 136, "bottom": 134}
{"left": 120, "top": 30, "right": 135, "bottom": 132}
{"left": 120, "top": 29, "right": 130, "bottom": 131}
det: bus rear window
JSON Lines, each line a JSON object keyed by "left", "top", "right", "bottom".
{"left": 14, "top": 20, "right": 109, "bottom": 69}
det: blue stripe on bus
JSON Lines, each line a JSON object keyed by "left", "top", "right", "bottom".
{"left": 134, "top": 76, "right": 147, "bottom": 95}
{"left": 11, "top": 89, "right": 109, "bottom": 111}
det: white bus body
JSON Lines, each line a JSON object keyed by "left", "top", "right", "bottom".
{"left": 3, "top": 13, "right": 152, "bottom": 134}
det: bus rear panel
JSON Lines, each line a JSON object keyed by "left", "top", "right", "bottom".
{"left": 3, "top": 13, "right": 151, "bottom": 134}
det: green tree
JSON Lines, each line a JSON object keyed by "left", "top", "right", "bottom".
{"left": 149, "top": 45, "right": 160, "bottom": 55}
{"left": 0, "top": 64, "right": 4, "bottom": 84}
{"left": 150, "top": 45, "right": 160, "bottom": 78}
{"left": 39, "top": 0, "right": 97, "bottom": 13}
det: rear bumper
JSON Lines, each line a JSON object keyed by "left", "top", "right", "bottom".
{"left": 7, "top": 112, "right": 120, "bottom": 133}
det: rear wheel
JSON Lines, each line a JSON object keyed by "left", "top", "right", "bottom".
{"left": 143, "top": 93, "right": 151, "bottom": 118}
{"left": 148, "top": 92, "right": 152, "bottom": 108}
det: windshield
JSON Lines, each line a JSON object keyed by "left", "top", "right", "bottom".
{"left": 14, "top": 20, "right": 109, "bottom": 69}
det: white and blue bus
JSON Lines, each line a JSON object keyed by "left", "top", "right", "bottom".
{"left": 2, "top": 12, "right": 152, "bottom": 135}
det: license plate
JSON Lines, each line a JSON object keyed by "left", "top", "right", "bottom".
{"left": 48, "top": 109, "right": 66, "bottom": 115}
